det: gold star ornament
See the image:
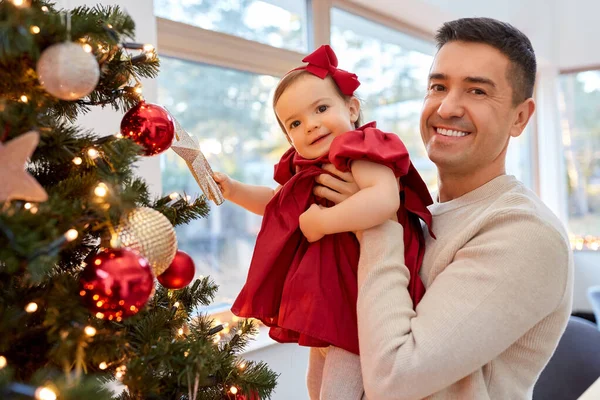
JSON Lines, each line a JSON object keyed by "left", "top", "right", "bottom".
{"left": 169, "top": 116, "right": 224, "bottom": 205}
{"left": 0, "top": 131, "right": 48, "bottom": 203}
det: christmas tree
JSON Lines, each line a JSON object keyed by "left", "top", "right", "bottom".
{"left": 0, "top": 1, "right": 277, "bottom": 399}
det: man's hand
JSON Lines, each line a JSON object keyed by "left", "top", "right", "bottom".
{"left": 299, "top": 204, "right": 326, "bottom": 242}
{"left": 313, "top": 164, "right": 360, "bottom": 204}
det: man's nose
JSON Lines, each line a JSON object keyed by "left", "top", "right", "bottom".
{"left": 436, "top": 91, "right": 465, "bottom": 119}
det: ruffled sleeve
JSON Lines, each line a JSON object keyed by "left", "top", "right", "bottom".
{"left": 329, "top": 122, "right": 434, "bottom": 237}
{"left": 329, "top": 123, "right": 411, "bottom": 178}
{"left": 273, "top": 146, "right": 297, "bottom": 186}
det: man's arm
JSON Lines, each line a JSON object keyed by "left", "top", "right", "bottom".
{"left": 357, "top": 215, "right": 571, "bottom": 400}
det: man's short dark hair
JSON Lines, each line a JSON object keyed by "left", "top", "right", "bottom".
{"left": 435, "top": 17, "right": 536, "bottom": 105}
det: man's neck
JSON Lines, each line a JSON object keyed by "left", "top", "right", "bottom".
{"left": 437, "top": 166, "right": 506, "bottom": 203}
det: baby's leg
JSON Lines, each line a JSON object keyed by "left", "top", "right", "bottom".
{"left": 320, "top": 346, "right": 365, "bottom": 400}
{"left": 307, "top": 347, "right": 327, "bottom": 400}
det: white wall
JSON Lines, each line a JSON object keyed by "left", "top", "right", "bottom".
{"left": 365, "top": 0, "right": 559, "bottom": 65}
{"left": 244, "top": 345, "right": 310, "bottom": 400}
{"left": 557, "top": 0, "right": 600, "bottom": 70}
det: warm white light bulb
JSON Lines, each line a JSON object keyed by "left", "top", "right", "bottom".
{"left": 230, "top": 386, "right": 238, "bottom": 395}
{"left": 25, "top": 302, "right": 38, "bottom": 313}
{"left": 82, "top": 44, "right": 93, "bottom": 53}
{"left": 99, "top": 362, "right": 108, "bottom": 370}
{"left": 72, "top": 157, "right": 83, "bottom": 165}
{"left": 84, "top": 326, "right": 97, "bottom": 337}
{"left": 0, "top": 356, "right": 7, "bottom": 369}
{"left": 34, "top": 387, "right": 57, "bottom": 400}
{"left": 169, "top": 192, "right": 179, "bottom": 200}
{"left": 20, "top": 95, "right": 28, "bottom": 103}
{"left": 87, "top": 148, "right": 99, "bottom": 159}
{"left": 30, "top": 25, "right": 40, "bottom": 34}
{"left": 94, "top": 184, "right": 107, "bottom": 197}
{"left": 64, "top": 229, "right": 79, "bottom": 242}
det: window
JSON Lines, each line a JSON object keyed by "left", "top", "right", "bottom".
{"left": 506, "top": 125, "right": 534, "bottom": 190}
{"left": 157, "top": 2, "right": 466, "bottom": 307}
{"left": 559, "top": 70, "right": 600, "bottom": 251}
{"left": 330, "top": 8, "right": 438, "bottom": 189}
{"left": 155, "top": 0, "right": 308, "bottom": 53}
{"left": 159, "top": 57, "right": 289, "bottom": 304}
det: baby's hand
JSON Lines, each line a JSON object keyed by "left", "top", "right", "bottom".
{"left": 212, "top": 172, "right": 235, "bottom": 200}
{"left": 299, "top": 204, "right": 326, "bottom": 243}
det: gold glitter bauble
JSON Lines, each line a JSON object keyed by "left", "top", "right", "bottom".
{"left": 116, "top": 207, "right": 177, "bottom": 276}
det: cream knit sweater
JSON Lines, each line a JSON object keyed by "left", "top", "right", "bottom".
{"left": 356, "top": 175, "right": 574, "bottom": 400}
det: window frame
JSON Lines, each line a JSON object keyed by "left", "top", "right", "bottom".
{"left": 557, "top": 66, "right": 600, "bottom": 251}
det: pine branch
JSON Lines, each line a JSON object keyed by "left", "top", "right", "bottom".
{"left": 152, "top": 196, "right": 211, "bottom": 227}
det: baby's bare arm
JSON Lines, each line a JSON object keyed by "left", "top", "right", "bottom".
{"left": 213, "top": 172, "right": 278, "bottom": 216}
{"left": 317, "top": 160, "right": 399, "bottom": 235}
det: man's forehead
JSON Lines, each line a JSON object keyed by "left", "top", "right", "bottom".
{"left": 430, "top": 42, "right": 510, "bottom": 84}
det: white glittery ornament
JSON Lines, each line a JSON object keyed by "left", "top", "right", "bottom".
{"left": 36, "top": 42, "right": 100, "bottom": 101}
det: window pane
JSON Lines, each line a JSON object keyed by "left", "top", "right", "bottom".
{"left": 331, "top": 8, "right": 438, "bottom": 189}
{"left": 155, "top": 0, "right": 308, "bottom": 53}
{"left": 559, "top": 70, "right": 600, "bottom": 249}
{"left": 159, "top": 57, "right": 288, "bottom": 305}
{"left": 506, "top": 125, "right": 534, "bottom": 189}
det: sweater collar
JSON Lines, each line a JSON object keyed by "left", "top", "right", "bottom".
{"left": 429, "top": 174, "right": 520, "bottom": 215}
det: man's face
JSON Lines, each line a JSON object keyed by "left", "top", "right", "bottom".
{"left": 420, "top": 41, "right": 531, "bottom": 176}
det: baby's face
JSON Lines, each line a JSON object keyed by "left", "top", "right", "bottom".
{"left": 275, "top": 75, "right": 359, "bottom": 160}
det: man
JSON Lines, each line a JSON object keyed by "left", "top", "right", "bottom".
{"left": 314, "top": 17, "right": 573, "bottom": 399}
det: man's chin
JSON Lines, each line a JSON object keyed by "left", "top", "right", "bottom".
{"left": 428, "top": 155, "right": 471, "bottom": 174}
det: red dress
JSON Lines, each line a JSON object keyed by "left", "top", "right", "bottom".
{"left": 231, "top": 122, "right": 434, "bottom": 355}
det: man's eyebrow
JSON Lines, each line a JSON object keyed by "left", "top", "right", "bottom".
{"left": 428, "top": 72, "right": 447, "bottom": 81}
{"left": 428, "top": 73, "right": 497, "bottom": 88}
{"left": 464, "top": 76, "right": 497, "bottom": 88}
{"left": 283, "top": 98, "right": 330, "bottom": 125}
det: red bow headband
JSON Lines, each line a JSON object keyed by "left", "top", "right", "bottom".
{"left": 289, "top": 45, "right": 360, "bottom": 96}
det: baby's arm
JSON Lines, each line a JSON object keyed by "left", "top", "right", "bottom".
{"left": 213, "top": 172, "right": 279, "bottom": 216}
{"left": 299, "top": 160, "right": 399, "bottom": 242}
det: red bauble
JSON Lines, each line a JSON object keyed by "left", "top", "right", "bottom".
{"left": 236, "top": 391, "right": 260, "bottom": 400}
{"left": 79, "top": 248, "right": 154, "bottom": 320}
{"left": 157, "top": 250, "right": 196, "bottom": 289}
{"left": 120, "top": 101, "right": 174, "bottom": 156}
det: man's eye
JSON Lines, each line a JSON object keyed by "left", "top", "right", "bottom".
{"left": 430, "top": 84, "right": 445, "bottom": 91}
{"left": 471, "top": 88, "right": 486, "bottom": 95}
{"left": 317, "top": 105, "right": 328, "bottom": 113}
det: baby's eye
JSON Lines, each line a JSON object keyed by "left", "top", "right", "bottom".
{"left": 317, "top": 105, "right": 328, "bottom": 113}
{"left": 290, "top": 121, "right": 301, "bottom": 129}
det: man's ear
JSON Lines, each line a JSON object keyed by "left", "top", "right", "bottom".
{"left": 348, "top": 96, "right": 360, "bottom": 123}
{"left": 510, "top": 98, "right": 535, "bottom": 138}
